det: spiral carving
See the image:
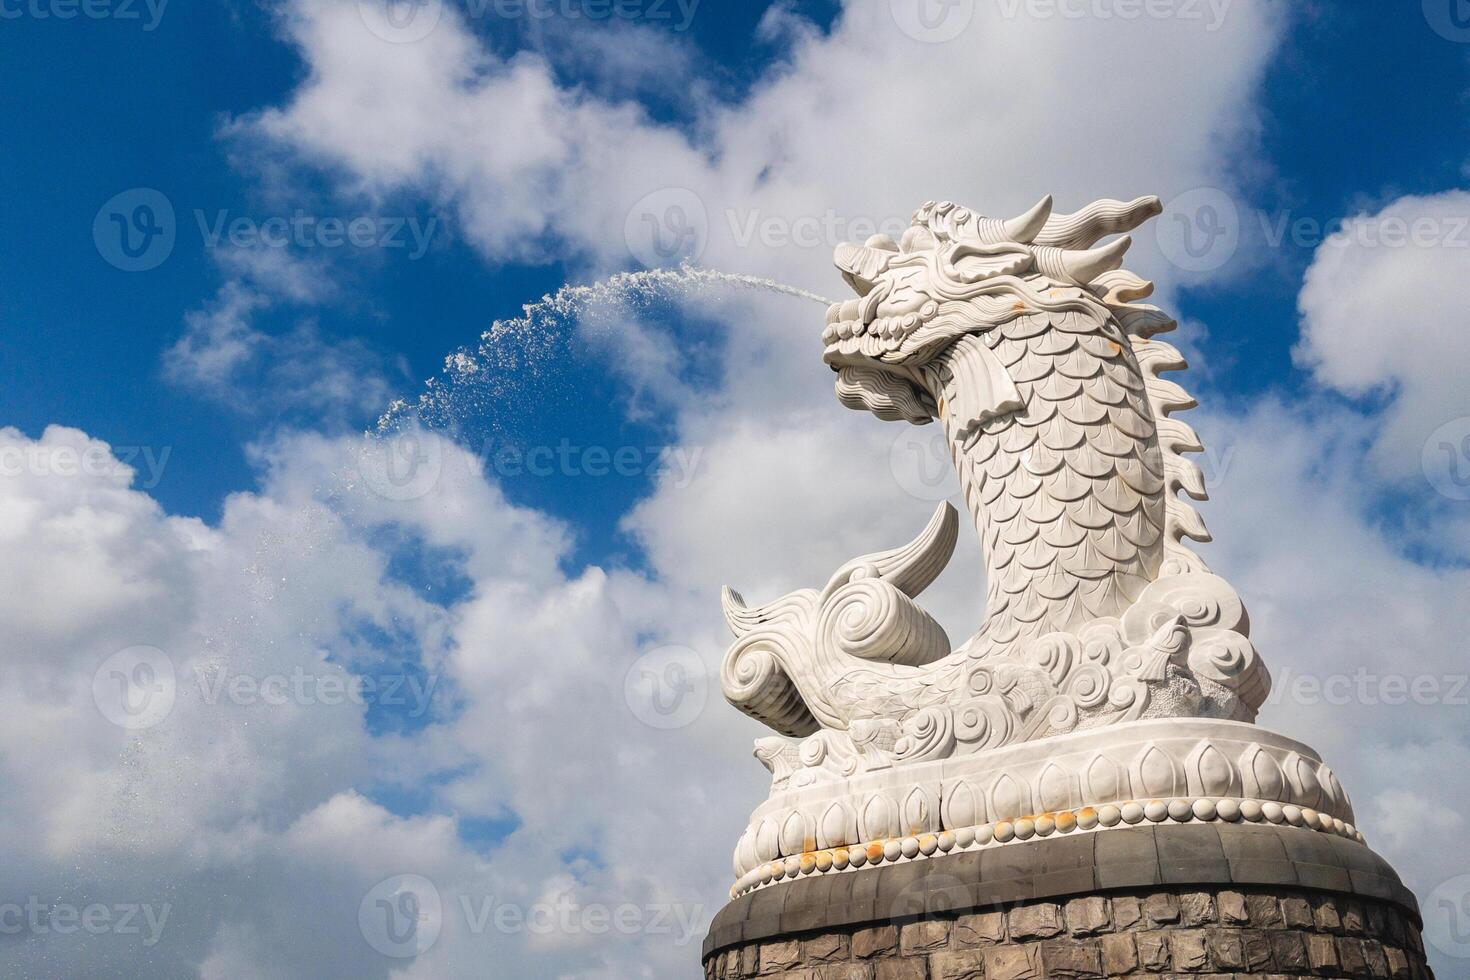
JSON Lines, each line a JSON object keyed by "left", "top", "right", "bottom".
{"left": 955, "top": 699, "right": 1013, "bottom": 749}
{"left": 1038, "top": 695, "right": 1079, "bottom": 734}
{"left": 1126, "top": 573, "right": 1247, "bottom": 638}
{"left": 1187, "top": 629, "right": 1254, "bottom": 681}
{"left": 895, "top": 707, "right": 957, "bottom": 763}
{"left": 798, "top": 731, "right": 859, "bottom": 777}
{"left": 1079, "top": 620, "right": 1123, "bottom": 666}
{"left": 817, "top": 579, "right": 950, "bottom": 667}
{"left": 1107, "top": 676, "right": 1147, "bottom": 712}
{"left": 1024, "top": 632, "right": 1077, "bottom": 684}
{"left": 721, "top": 629, "right": 821, "bottom": 736}
{"left": 1188, "top": 628, "right": 1270, "bottom": 712}
{"left": 1067, "top": 662, "right": 1112, "bottom": 709}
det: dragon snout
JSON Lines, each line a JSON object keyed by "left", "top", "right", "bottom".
{"left": 825, "top": 296, "right": 867, "bottom": 326}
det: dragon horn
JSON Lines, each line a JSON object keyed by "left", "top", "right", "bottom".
{"left": 1034, "top": 235, "right": 1133, "bottom": 286}
{"left": 1001, "top": 195, "right": 1054, "bottom": 244}
{"left": 820, "top": 502, "right": 959, "bottom": 602}
{"left": 1034, "top": 196, "right": 1163, "bottom": 249}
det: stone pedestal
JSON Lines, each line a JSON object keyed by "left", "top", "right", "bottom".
{"left": 702, "top": 824, "right": 1432, "bottom": 979}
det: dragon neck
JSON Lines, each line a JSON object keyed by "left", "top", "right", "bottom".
{"left": 924, "top": 308, "right": 1170, "bottom": 655}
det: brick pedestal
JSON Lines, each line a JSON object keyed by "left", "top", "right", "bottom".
{"left": 702, "top": 825, "right": 1431, "bottom": 979}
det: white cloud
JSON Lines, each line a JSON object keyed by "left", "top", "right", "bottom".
{"left": 243, "top": 0, "right": 1287, "bottom": 286}
{"left": 164, "top": 247, "right": 403, "bottom": 422}
{"left": 0, "top": 422, "right": 758, "bottom": 977}
{"left": 1296, "top": 189, "right": 1470, "bottom": 480}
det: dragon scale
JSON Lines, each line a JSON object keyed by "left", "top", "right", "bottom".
{"left": 939, "top": 304, "right": 1166, "bottom": 652}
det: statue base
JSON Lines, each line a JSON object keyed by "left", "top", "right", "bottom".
{"left": 702, "top": 824, "right": 1432, "bottom": 979}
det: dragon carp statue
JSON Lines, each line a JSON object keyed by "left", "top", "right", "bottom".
{"left": 719, "top": 195, "right": 1366, "bottom": 899}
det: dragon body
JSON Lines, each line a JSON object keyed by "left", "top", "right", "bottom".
{"left": 721, "top": 195, "right": 1269, "bottom": 772}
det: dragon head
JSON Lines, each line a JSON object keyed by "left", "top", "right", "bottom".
{"left": 822, "top": 195, "right": 1164, "bottom": 428}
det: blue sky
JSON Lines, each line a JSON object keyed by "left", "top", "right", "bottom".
{"left": 1, "top": 1, "right": 1469, "bottom": 976}
{"left": 1, "top": 3, "right": 1462, "bottom": 532}
{"left": 1, "top": 0, "right": 815, "bottom": 539}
